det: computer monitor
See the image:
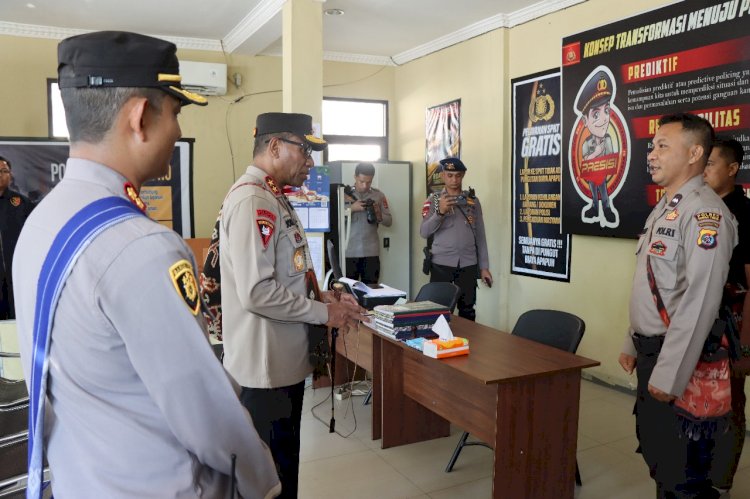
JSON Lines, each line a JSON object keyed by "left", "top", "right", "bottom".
{"left": 326, "top": 240, "right": 343, "bottom": 280}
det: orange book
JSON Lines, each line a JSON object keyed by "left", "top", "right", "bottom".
{"left": 423, "top": 337, "right": 469, "bottom": 359}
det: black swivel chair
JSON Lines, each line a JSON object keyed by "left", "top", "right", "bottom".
{"left": 444, "top": 309, "right": 586, "bottom": 487}
{"left": 414, "top": 282, "right": 461, "bottom": 314}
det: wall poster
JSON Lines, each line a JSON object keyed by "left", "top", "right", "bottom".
{"left": 425, "top": 99, "right": 461, "bottom": 194}
{"left": 511, "top": 69, "right": 572, "bottom": 282}
{"left": 0, "top": 138, "right": 195, "bottom": 237}
{"left": 562, "top": 0, "right": 750, "bottom": 238}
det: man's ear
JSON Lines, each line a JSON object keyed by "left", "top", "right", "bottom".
{"left": 729, "top": 161, "right": 740, "bottom": 177}
{"left": 125, "top": 97, "right": 149, "bottom": 142}
{"left": 688, "top": 144, "right": 704, "bottom": 165}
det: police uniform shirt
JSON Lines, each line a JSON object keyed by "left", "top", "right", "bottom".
{"left": 722, "top": 185, "right": 750, "bottom": 289}
{"left": 582, "top": 134, "right": 614, "bottom": 160}
{"left": 345, "top": 187, "right": 392, "bottom": 258}
{"left": 220, "top": 165, "right": 328, "bottom": 389}
{"left": 624, "top": 175, "right": 737, "bottom": 396}
{"left": 419, "top": 189, "right": 490, "bottom": 269}
{"left": 13, "top": 159, "right": 280, "bottom": 499}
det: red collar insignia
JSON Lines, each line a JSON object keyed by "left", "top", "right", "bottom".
{"left": 265, "top": 176, "right": 282, "bottom": 197}
{"left": 124, "top": 182, "right": 147, "bottom": 213}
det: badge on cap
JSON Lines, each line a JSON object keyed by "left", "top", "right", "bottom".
{"left": 124, "top": 183, "right": 147, "bottom": 213}
{"left": 169, "top": 260, "right": 200, "bottom": 315}
{"left": 10, "top": 196, "right": 20, "bottom": 207}
{"left": 256, "top": 219, "right": 274, "bottom": 249}
{"left": 697, "top": 228, "right": 718, "bottom": 250}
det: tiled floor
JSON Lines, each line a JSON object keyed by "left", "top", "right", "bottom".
{"left": 297, "top": 378, "right": 750, "bottom": 498}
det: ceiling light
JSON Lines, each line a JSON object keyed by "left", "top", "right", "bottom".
{"left": 324, "top": 8, "right": 344, "bottom": 16}
{"left": 26, "top": 3, "right": 36, "bottom": 8}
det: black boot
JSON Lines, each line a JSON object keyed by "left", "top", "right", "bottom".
{"left": 603, "top": 205, "right": 616, "bottom": 224}
{"left": 584, "top": 202, "right": 598, "bottom": 219}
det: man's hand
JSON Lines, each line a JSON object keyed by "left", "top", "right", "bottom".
{"left": 321, "top": 290, "right": 361, "bottom": 308}
{"left": 648, "top": 383, "right": 676, "bottom": 402}
{"left": 438, "top": 192, "right": 456, "bottom": 215}
{"left": 326, "top": 300, "right": 365, "bottom": 331}
{"left": 618, "top": 353, "right": 636, "bottom": 374}
{"left": 350, "top": 200, "right": 365, "bottom": 212}
{"left": 480, "top": 269, "right": 493, "bottom": 287}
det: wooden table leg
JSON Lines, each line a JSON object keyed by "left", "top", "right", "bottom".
{"left": 372, "top": 335, "right": 382, "bottom": 440}
{"left": 492, "top": 370, "right": 581, "bottom": 499}
{"left": 380, "top": 339, "right": 450, "bottom": 449}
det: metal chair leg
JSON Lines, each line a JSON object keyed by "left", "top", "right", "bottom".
{"left": 362, "top": 388, "right": 372, "bottom": 406}
{"left": 445, "top": 431, "right": 471, "bottom": 472}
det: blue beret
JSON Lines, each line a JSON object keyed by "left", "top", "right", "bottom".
{"left": 439, "top": 157, "right": 467, "bottom": 172}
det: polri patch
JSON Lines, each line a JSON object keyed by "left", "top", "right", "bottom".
{"left": 256, "top": 219, "right": 274, "bottom": 249}
{"left": 655, "top": 227, "right": 675, "bottom": 238}
{"left": 169, "top": 259, "right": 200, "bottom": 315}
{"left": 256, "top": 209, "right": 276, "bottom": 222}
{"left": 665, "top": 210, "right": 679, "bottom": 221}
{"left": 649, "top": 240, "right": 667, "bottom": 256}
{"left": 697, "top": 228, "right": 718, "bottom": 250}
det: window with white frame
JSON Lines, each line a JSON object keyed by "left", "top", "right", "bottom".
{"left": 322, "top": 98, "right": 388, "bottom": 162}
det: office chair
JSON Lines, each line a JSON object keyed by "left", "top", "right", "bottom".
{"left": 445, "top": 309, "right": 585, "bottom": 486}
{"left": 414, "top": 282, "right": 461, "bottom": 313}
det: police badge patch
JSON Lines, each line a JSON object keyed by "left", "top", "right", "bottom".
{"left": 256, "top": 219, "right": 274, "bottom": 249}
{"left": 169, "top": 259, "right": 200, "bottom": 315}
{"left": 697, "top": 228, "right": 718, "bottom": 250}
{"left": 293, "top": 247, "right": 306, "bottom": 272}
{"left": 10, "top": 196, "right": 21, "bottom": 207}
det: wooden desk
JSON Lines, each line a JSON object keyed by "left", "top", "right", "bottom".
{"left": 335, "top": 316, "right": 599, "bottom": 499}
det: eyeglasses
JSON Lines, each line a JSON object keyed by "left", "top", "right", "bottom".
{"left": 267, "top": 137, "right": 313, "bottom": 158}
{"left": 0, "top": 169, "right": 10, "bottom": 175}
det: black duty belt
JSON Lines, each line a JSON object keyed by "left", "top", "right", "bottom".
{"left": 631, "top": 332, "right": 666, "bottom": 356}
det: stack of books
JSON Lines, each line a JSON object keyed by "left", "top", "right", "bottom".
{"left": 370, "top": 301, "right": 451, "bottom": 340}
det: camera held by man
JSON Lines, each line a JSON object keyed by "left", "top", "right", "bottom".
{"left": 453, "top": 187, "right": 476, "bottom": 206}
{"left": 344, "top": 185, "right": 378, "bottom": 224}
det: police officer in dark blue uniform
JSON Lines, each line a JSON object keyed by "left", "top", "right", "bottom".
{"left": 0, "top": 156, "right": 34, "bottom": 319}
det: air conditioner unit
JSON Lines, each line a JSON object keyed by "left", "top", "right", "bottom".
{"left": 179, "top": 60, "right": 227, "bottom": 96}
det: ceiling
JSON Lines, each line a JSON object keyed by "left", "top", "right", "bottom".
{"left": 0, "top": 0, "right": 586, "bottom": 65}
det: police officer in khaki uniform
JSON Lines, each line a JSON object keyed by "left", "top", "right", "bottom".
{"left": 619, "top": 113, "right": 737, "bottom": 498}
{"left": 420, "top": 158, "right": 492, "bottom": 321}
{"left": 13, "top": 31, "right": 280, "bottom": 498}
{"left": 0, "top": 156, "right": 34, "bottom": 319}
{"left": 345, "top": 162, "right": 392, "bottom": 284}
{"left": 220, "top": 112, "right": 364, "bottom": 498}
